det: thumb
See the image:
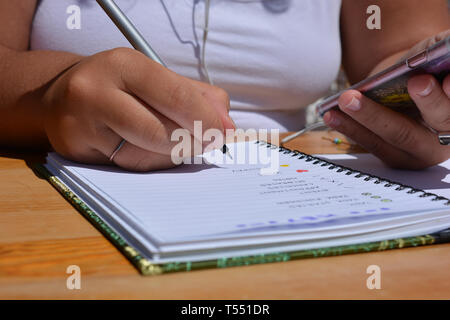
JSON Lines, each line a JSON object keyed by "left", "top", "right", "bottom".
{"left": 408, "top": 74, "right": 450, "bottom": 132}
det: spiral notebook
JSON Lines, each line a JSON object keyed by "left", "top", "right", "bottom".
{"left": 40, "top": 141, "right": 450, "bottom": 275}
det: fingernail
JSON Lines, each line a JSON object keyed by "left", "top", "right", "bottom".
{"left": 323, "top": 112, "right": 341, "bottom": 127}
{"left": 221, "top": 115, "right": 236, "bottom": 131}
{"left": 342, "top": 96, "right": 361, "bottom": 112}
{"left": 229, "top": 117, "right": 237, "bottom": 130}
{"left": 416, "top": 78, "right": 434, "bottom": 97}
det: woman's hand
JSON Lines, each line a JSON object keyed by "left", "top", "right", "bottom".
{"left": 323, "top": 32, "right": 450, "bottom": 170}
{"left": 43, "top": 47, "right": 234, "bottom": 171}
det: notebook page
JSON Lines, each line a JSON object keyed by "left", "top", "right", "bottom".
{"left": 46, "top": 141, "right": 450, "bottom": 244}
{"left": 316, "top": 153, "right": 450, "bottom": 198}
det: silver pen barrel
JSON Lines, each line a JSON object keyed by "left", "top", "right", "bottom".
{"left": 96, "top": 0, "right": 166, "bottom": 67}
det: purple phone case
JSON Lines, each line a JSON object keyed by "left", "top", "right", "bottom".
{"left": 317, "top": 36, "right": 450, "bottom": 117}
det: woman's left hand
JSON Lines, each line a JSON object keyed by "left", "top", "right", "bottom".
{"left": 323, "top": 33, "right": 450, "bottom": 170}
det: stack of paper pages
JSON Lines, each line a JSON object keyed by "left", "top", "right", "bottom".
{"left": 45, "top": 141, "right": 450, "bottom": 264}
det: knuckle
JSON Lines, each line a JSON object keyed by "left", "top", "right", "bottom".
{"left": 389, "top": 124, "right": 416, "bottom": 148}
{"left": 168, "top": 83, "right": 192, "bottom": 110}
{"left": 101, "top": 48, "right": 135, "bottom": 78}
{"left": 103, "top": 47, "right": 134, "bottom": 66}
{"left": 65, "top": 73, "right": 93, "bottom": 100}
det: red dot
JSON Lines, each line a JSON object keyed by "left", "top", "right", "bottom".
{"left": 296, "top": 170, "right": 309, "bottom": 173}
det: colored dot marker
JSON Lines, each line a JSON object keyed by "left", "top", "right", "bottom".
{"left": 280, "top": 165, "right": 289, "bottom": 167}
{"left": 296, "top": 170, "right": 309, "bottom": 173}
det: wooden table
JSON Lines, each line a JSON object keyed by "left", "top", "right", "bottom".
{"left": 1, "top": 131, "right": 449, "bottom": 299}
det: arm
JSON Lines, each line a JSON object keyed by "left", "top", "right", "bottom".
{"left": 0, "top": 0, "right": 82, "bottom": 148}
{"left": 323, "top": 0, "right": 450, "bottom": 169}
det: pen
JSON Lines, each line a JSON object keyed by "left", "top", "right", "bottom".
{"left": 280, "top": 121, "right": 326, "bottom": 145}
{"left": 96, "top": 0, "right": 232, "bottom": 159}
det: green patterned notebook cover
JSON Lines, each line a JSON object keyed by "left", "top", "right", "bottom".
{"left": 34, "top": 159, "right": 450, "bottom": 276}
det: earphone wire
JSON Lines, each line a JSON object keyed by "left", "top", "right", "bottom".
{"left": 202, "top": 0, "right": 214, "bottom": 85}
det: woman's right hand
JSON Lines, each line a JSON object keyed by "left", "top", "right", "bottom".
{"left": 42, "top": 47, "right": 235, "bottom": 171}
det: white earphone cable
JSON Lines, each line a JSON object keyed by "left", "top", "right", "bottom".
{"left": 202, "top": 0, "right": 214, "bottom": 85}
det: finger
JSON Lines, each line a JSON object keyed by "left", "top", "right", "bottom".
{"left": 408, "top": 74, "right": 450, "bottom": 132}
{"left": 111, "top": 140, "right": 177, "bottom": 172}
{"left": 443, "top": 74, "right": 450, "bottom": 99}
{"left": 81, "top": 120, "right": 179, "bottom": 172}
{"left": 88, "top": 123, "right": 199, "bottom": 171}
{"left": 322, "top": 110, "right": 427, "bottom": 169}
{"left": 190, "top": 79, "right": 236, "bottom": 130}
{"left": 57, "top": 144, "right": 111, "bottom": 166}
{"left": 115, "top": 50, "right": 229, "bottom": 135}
{"left": 98, "top": 89, "right": 202, "bottom": 157}
{"left": 337, "top": 90, "right": 436, "bottom": 159}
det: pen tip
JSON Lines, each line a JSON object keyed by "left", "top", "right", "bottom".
{"left": 222, "top": 145, "right": 232, "bottom": 159}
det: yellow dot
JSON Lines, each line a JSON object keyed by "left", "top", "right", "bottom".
{"left": 280, "top": 165, "right": 289, "bottom": 167}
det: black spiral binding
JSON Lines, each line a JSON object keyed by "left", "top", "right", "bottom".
{"left": 255, "top": 140, "right": 450, "bottom": 206}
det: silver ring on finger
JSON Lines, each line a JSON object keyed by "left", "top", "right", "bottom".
{"left": 420, "top": 120, "right": 450, "bottom": 146}
{"left": 438, "top": 132, "right": 450, "bottom": 145}
{"left": 109, "top": 139, "right": 126, "bottom": 162}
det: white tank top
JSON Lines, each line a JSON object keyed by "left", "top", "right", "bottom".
{"left": 31, "top": 0, "right": 342, "bottom": 131}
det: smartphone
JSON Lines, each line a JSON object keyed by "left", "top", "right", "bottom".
{"left": 316, "top": 36, "right": 450, "bottom": 117}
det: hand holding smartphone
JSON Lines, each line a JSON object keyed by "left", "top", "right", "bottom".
{"left": 318, "top": 33, "right": 450, "bottom": 170}
{"left": 317, "top": 36, "right": 450, "bottom": 118}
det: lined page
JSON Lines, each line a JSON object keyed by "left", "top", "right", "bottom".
{"left": 47, "top": 142, "right": 450, "bottom": 243}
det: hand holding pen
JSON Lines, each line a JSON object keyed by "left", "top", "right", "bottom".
{"left": 42, "top": 1, "right": 234, "bottom": 172}
{"left": 96, "top": 0, "right": 233, "bottom": 160}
